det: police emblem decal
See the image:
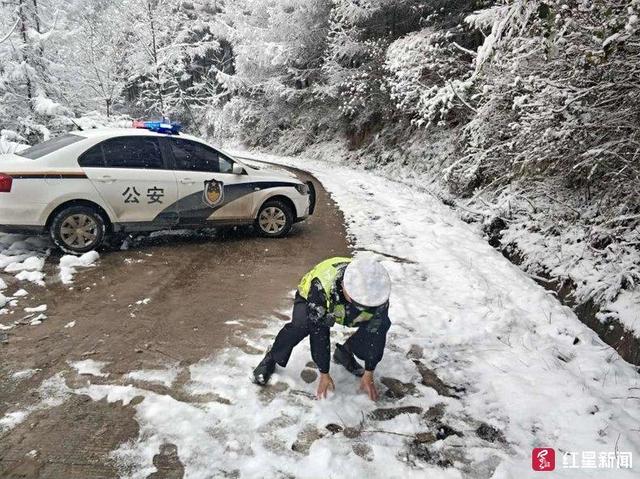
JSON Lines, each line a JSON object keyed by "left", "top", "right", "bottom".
{"left": 203, "top": 179, "right": 224, "bottom": 207}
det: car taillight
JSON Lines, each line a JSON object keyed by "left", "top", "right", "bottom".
{"left": 0, "top": 174, "right": 13, "bottom": 192}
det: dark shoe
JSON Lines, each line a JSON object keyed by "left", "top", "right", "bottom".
{"left": 253, "top": 353, "right": 276, "bottom": 386}
{"left": 333, "top": 344, "right": 365, "bottom": 377}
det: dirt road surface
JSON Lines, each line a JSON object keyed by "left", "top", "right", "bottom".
{"left": 0, "top": 165, "right": 350, "bottom": 478}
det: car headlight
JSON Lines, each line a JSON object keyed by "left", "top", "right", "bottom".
{"left": 295, "top": 184, "right": 309, "bottom": 195}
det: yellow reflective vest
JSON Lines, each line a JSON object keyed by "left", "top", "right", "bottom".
{"left": 298, "top": 257, "right": 373, "bottom": 326}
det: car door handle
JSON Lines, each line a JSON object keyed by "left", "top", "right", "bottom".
{"left": 180, "top": 178, "right": 196, "bottom": 185}
{"left": 95, "top": 175, "right": 115, "bottom": 183}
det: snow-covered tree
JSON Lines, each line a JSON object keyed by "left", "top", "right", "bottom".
{"left": 57, "top": 0, "right": 127, "bottom": 118}
{"left": 213, "top": 0, "right": 332, "bottom": 146}
{"left": 117, "top": 0, "right": 228, "bottom": 127}
{"left": 451, "top": 0, "right": 640, "bottom": 204}
{"left": 0, "top": 0, "right": 72, "bottom": 142}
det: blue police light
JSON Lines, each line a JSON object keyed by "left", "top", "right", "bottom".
{"left": 133, "top": 120, "right": 181, "bottom": 135}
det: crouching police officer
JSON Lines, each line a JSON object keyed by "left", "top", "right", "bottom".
{"left": 253, "top": 256, "right": 392, "bottom": 401}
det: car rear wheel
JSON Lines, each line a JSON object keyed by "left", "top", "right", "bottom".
{"left": 50, "top": 206, "right": 106, "bottom": 255}
{"left": 256, "top": 200, "right": 293, "bottom": 238}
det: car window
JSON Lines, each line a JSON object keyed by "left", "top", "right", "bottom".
{"left": 218, "top": 153, "right": 234, "bottom": 174}
{"left": 102, "top": 137, "right": 163, "bottom": 169}
{"left": 17, "top": 134, "right": 84, "bottom": 160}
{"left": 78, "top": 144, "right": 105, "bottom": 167}
{"left": 170, "top": 138, "right": 233, "bottom": 173}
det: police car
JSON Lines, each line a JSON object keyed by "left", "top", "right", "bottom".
{"left": 0, "top": 121, "right": 316, "bottom": 254}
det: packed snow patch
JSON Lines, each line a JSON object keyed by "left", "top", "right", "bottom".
{"left": 14, "top": 270, "right": 45, "bottom": 286}
{"left": 11, "top": 369, "right": 40, "bottom": 380}
{"left": 75, "top": 341, "right": 454, "bottom": 479}
{"left": 0, "top": 411, "right": 28, "bottom": 433}
{"left": 4, "top": 256, "right": 45, "bottom": 273}
{"left": 0, "top": 234, "right": 50, "bottom": 287}
{"left": 29, "top": 313, "right": 47, "bottom": 325}
{"left": 126, "top": 367, "right": 179, "bottom": 388}
{"left": 0, "top": 373, "right": 70, "bottom": 433}
{"left": 24, "top": 304, "right": 47, "bottom": 313}
{"left": 59, "top": 251, "right": 100, "bottom": 284}
{"left": 69, "top": 359, "right": 109, "bottom": 378}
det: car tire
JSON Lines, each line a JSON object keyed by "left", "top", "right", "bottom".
{"left": 50, "top": 205, "right": 107, "bottom": 255}
{"left": 256, "top": 199, "right": 293, "bottom": 238}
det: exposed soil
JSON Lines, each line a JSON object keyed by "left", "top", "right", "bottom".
{"left": 0, "top": 165, "right": 351, "bottom": 478}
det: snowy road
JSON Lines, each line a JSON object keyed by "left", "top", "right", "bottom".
{"left": 1, "top": 153, "right": 639, "bottom": 478}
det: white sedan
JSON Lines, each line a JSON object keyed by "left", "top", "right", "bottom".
{"left": 0, "top": 124, "right": 315, "bottom": 254}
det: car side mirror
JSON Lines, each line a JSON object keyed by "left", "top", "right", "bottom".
{"left": 232, "top": 163, "right": 244, "bottom": 175}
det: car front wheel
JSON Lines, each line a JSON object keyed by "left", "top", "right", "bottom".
{"left": 256, "top": 200, "right": 293, "bottom": 238}
{"left": 50, "top": 205, "right": 106, "bottom": 255}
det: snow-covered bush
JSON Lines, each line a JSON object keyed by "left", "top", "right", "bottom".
{"left": 440, "top": 0, "right": 640, "bottom": 313}
{"left": 385, "top": 29, "right": 474, "bottom": 128}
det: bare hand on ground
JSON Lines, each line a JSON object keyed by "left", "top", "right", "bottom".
{"left": 316, "top": 373, "right": 335, "bottom": 399}
{"left": 359, "top": 371, "right": 379, "bottom": 401}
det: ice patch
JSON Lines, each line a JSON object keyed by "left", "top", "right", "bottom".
{"left": 64, "top": 320, "right": 76, "bottom": 328}
{"left": 13, "top": 289, "right": 28, "bottom": 297}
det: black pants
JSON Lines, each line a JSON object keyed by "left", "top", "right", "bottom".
{"left": 269, "top": 295, "right": 391, "bottom": 373}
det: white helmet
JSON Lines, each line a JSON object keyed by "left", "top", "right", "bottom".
{"left": 343, "top": 257, "right": 391, "bottom": 307}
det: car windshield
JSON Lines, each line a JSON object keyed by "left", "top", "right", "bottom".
{"left": 16, "top": 133, "right": 84, "bottom": 159}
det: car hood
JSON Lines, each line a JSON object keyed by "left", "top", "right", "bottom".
{"left": 243, "top": 163, "right": 300, "bottom": 182}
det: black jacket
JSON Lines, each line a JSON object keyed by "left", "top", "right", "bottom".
{"left": 298, "top": 274, "right": 391, "bottom": 373}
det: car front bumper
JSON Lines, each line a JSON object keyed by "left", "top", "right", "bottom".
{"left": 306, "top": 181, "right": 316, "bottom": 216}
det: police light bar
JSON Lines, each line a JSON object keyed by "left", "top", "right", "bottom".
{"left": 133, "top": 120, "right": 181, "bottom": 135}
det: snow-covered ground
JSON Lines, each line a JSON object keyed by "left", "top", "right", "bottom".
{"left": 0, "top": 233, "right": 99, "bottom": 331}
{"left": 494, "top": 198, "right": 640, "bottom": 338}
{"left": 2, "top": 152, "right": 639, "bottom": 477}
